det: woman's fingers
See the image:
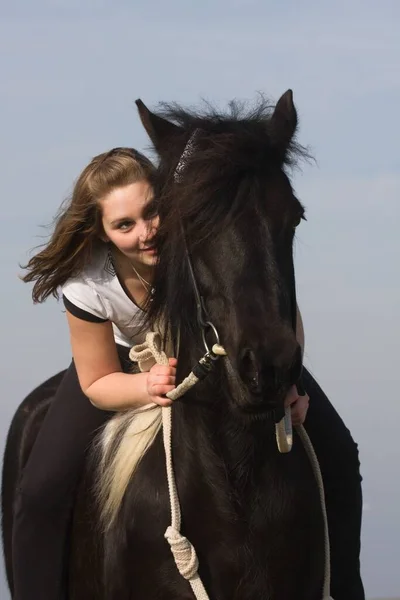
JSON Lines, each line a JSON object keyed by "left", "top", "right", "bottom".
{"left": 290, "top": 393, "right": 310, "bottom": 425}
{"left": 150, "top": 364, "right": 177, "bottom": 377}
{"left": 284, "top": 384, "right": 310, "bottom": 425}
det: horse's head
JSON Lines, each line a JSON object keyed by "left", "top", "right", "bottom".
{"left": 137, "top": 90, "right": 307, "bottom": 421}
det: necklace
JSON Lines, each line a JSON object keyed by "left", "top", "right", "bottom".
{"left": 130, "top": 262, "right": 155, "bottom": 299}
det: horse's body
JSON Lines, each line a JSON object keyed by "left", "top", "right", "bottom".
{"left": 102, "top": 400, "right": 324, "bottom": 599}
{"left": 2, "top": 90, "right": 327, "bottom": 599}
{"left": 3, "top": 374, "right": 324, "bottom": 600}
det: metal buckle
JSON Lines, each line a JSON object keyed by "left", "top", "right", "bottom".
{"left": 201, "top": 321, "right": 221, "bottom": 359}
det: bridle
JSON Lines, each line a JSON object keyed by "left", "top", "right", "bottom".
{"left": 175, "top": 129, "right": 226, "bottom": 376}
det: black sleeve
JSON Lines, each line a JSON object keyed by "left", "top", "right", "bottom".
{"left": 63, "top": 294, "right": 109, "bottom": 323}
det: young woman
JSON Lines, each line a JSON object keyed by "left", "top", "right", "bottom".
{"left": 14, "top": 147, "right": 364, "bottom": 600}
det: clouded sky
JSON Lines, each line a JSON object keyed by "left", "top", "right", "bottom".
{"left": 1, "top": 1, "right": 399, "bottom": 598}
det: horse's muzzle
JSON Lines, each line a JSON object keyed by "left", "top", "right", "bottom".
{"left": 237, "top": 343, "right": 302, "bottom": 416}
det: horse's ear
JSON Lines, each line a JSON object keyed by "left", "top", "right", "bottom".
{"left": 269, "top": 89, "right": 297, "bottom": 159}
{"left": 136, "top": 99, "right": 182, "bottom": 153}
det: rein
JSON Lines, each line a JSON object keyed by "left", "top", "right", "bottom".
{"left": 128, "top": 131, "right": 333, "bottom": 599}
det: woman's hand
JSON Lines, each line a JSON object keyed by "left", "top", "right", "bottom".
{"left": 284, "top": 384, "right": 309, "bottom": 426}
{"left": 146, "top": 358, "right": 177, "bottom": 406}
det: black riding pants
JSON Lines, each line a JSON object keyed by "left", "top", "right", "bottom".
{"left": 303, "top": 368, "right": 365, "bottom": 600}
{"left": 12, "top": 345, "right": 131, "bottom": 600}
{"left": 12, "top": 353, "right": 364, "bottom": 600}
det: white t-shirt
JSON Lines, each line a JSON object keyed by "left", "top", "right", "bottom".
{"left": 62, "top": 244, "right": 146, "bottom": 348}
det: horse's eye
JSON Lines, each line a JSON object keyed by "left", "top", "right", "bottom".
{"left": 293, "top": 216, "right": 302, "bottom": 228}
{"left": 293, "top": 212, "right": 306, "bottom": 228}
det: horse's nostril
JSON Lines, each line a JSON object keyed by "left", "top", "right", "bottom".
{"left": 240, "top": 348, "right": 255, "bottom": 369}
{"left": 239, "top": 348, "right": 261, "bottom": 392}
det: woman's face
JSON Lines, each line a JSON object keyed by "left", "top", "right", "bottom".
{"left": 100, "top": 180, "right": 159, "bottom": 267}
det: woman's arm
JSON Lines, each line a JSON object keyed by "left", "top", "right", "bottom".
{"left": 66, "top": 311, "right": 175, "bottom": 411}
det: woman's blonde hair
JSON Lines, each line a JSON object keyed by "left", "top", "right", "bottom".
{"left": 22, "top": 147, "right": 155, "bottom": 302}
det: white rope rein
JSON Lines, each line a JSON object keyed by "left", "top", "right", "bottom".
{"left": 129, "top": 332, "right": 333, "bottom": 600}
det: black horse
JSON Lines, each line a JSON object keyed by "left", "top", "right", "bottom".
{"left": 3, "top": 90, "right": 327, "bottom": 599}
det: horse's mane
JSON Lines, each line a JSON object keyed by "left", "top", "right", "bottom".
{"left": 156, "top": 97, "right": 308, "bottom": 238}
{"left": 145, "top": 96, "right": 310, "bottom": 344}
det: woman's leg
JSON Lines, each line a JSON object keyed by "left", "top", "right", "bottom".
{"left": 302, "top": 367, "right": 365, "bottom": 600}
{"left": 12, "top": 346, "right": 131, "bottom": 600}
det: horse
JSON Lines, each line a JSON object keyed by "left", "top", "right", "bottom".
{"left": 2, "top": 89, "right": 326, "bottom": 599}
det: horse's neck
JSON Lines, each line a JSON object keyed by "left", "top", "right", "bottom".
{"left": 175, "top": 390, "right": 276, "bottom": 495}
{"left": 218, "top": 414, "right": 277, "bottom": 489}
{"left": 174, "top": 342, "right": 278, "bottom": 491}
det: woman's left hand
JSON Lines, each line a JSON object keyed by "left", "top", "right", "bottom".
{"left": 284, "top": 384, "right": 309, "bottom": 426}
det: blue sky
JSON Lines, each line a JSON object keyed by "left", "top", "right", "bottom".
{"left": 1, "top": 1, "right": 399, "bottom": 598}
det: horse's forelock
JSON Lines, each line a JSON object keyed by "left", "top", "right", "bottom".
{"left": 146, "top": 98, "right": 306, "bottom": 342}
{"left": 151, "top": 97, "right": 309, "bottom": 262}
{"left": 155, "top": 96, "right": 309, "bottom": 171}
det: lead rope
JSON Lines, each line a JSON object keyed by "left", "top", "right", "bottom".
{"left": 129, "top": 332, "right": 333, "bottom": 600}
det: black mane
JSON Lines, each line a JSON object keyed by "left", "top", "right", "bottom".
{"left": 157, "top": 96, "right": 309, "bottom": 168}
{"left": 145, "top": 97, "right": 309, "bottom": 348}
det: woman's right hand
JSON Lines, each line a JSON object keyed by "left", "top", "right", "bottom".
{"left": 146, "top": 358, "right": 177, "bottom": 406}
{"left": 284, "top": 384, "right": 309, "bottom": 426}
